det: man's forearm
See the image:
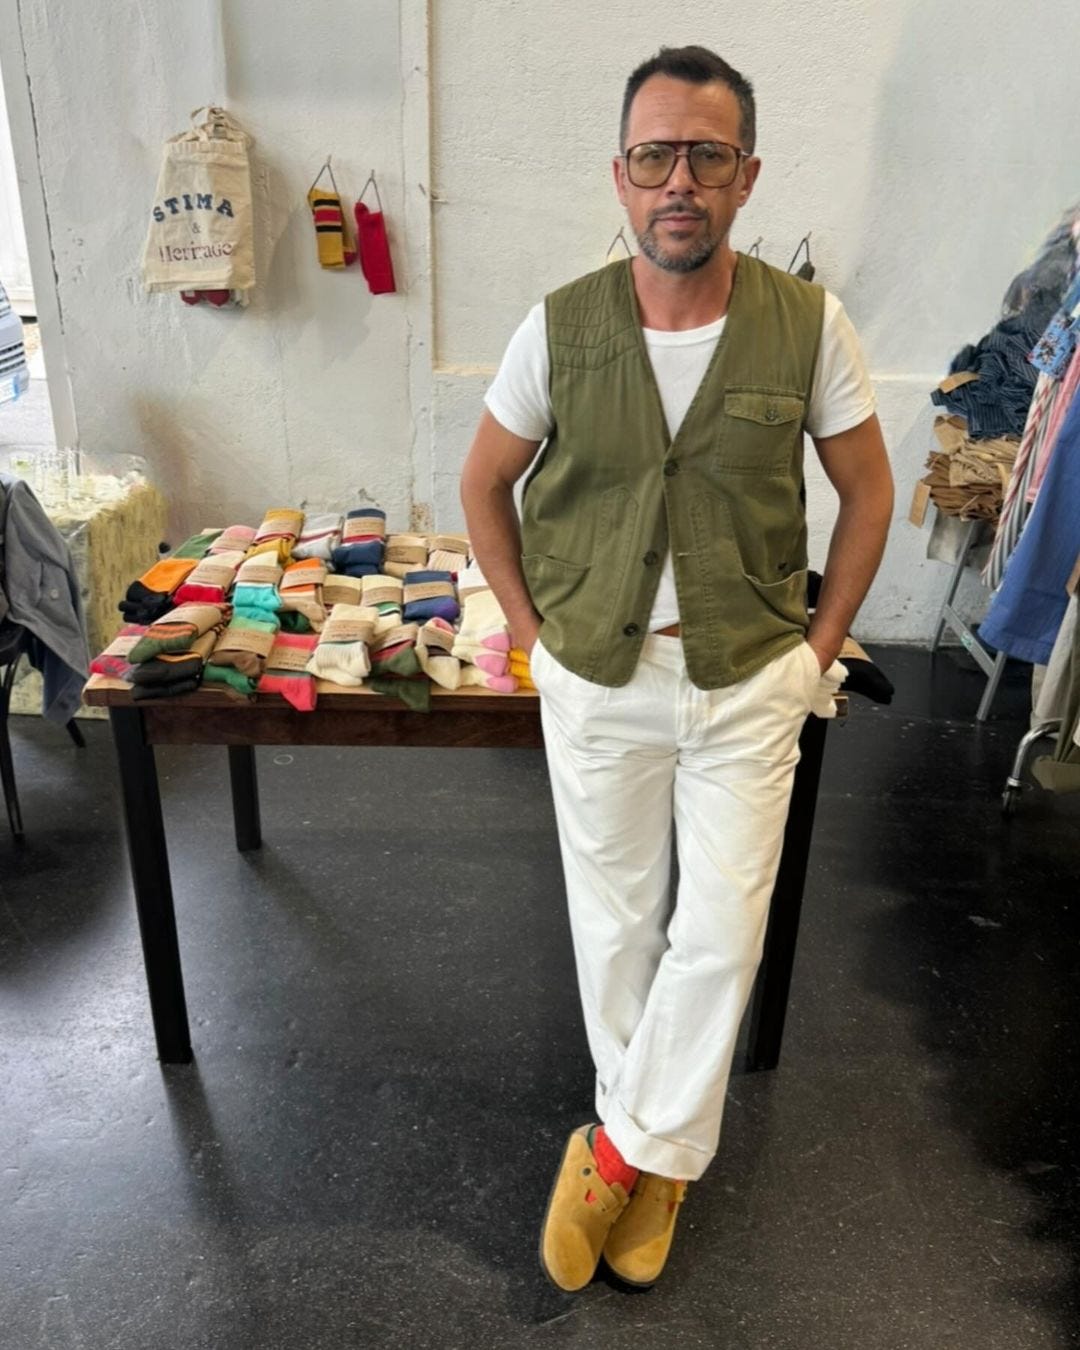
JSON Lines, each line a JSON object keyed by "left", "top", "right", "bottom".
{"left": 460, "top": 479, "right": 541, "bottom": 648}
{"left": 806, "top": 496, "right": 892, "bottom": 666}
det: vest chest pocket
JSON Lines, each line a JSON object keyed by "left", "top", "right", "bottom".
{"left": 714, "top": 388, "right": 806, "bottom": 475}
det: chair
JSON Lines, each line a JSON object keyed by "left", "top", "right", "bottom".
{"left": 0, "top": 621, "right": 85, "bottom": 840}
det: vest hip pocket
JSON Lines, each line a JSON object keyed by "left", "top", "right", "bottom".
{"left": 714, "top": 387, "right": 805, "bottom": 475}
{"left": 745, "top": 567, "right": 810, "bottom": 627}
{"left": 521, "top": 553, "right": 590, "bottom": 613}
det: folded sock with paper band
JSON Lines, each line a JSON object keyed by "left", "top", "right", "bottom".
{"left": 403, "top": 570, "right": 459, "bottom": 625}
{"left": 415, "top": 618, "right": 461, "bottom": 690}
{"left": 232, "top": 556, "right": 283, "bottom": 623}
{"left": 246, "top": 509, "right": 304, "bottom": 565}
{"left": 332, "top": 508, "right": 386, "bottom": 576}
{"left": 452, "top": 588, "right": 512, "bottom": 670}
{"left": 368, "top": 622, "right": 429, "bottom": 709}
{"left": 323, "top": 574, "right": 365, "bottom": 609}
{"left": 306, "top": 604, "right": 377, "bottom": 686}
{"left": 128, "top": 603, "right": 230, "bottom": 664}
{"left": 173, "top": 550, "right": 245, "bottom": 606}
{"left": 209, "top": 615, "right": 279, "bottom": 677}
{"left": 257, "top": 633, "right": 319, "bottom": 711}
{"left": 293, "top": 513, "right": 343, "bottom": 562}
{"left": 209, "top": 524, "right": 258, "bottom": 555}
{"left": 806, "top": 570, "right": 894, "bottom": 704}
{"left": 130, "top": 628, "right": 218, "bottom": 700}
{"left": 90, "top": 625, "right": 148, "bottom": 680}
{"left": 169, "top": 530, "right": 224, "bottom": 561}
{"left": 279, "top": 558, "right": 328, "bottom": 632}
{"left": 361, "top": 574, "right": 403, "bottom": 634}
{"left": 203, "top": 614, "right": 278, "bottom": 698}
{"left": 384, "top": 532, "right": 429, "bottom": 579}
{"left": 119, "top": 557, "right": 199, "bottom": 623}
{"left": 427, "top": 533, "right": 471, "bottom": 576}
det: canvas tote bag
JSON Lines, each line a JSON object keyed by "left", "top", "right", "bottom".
{"left": 141, "top": 107, "right": 255, "bottom": 293}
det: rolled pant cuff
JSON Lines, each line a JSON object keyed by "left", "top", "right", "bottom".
{"left": 602, "top": 1096, "right": 713, "bottom": 1183}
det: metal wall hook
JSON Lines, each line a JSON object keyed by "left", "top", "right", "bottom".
{"left": 606, "top": 226, "right": 633, "bottom": 262}
{"left": 358, "top": 170, "right": 384, "bottom": 213}
{"left": 308, "top": 156, "right": 341, "bottom": 197}
{"left": 787, "top": 231, "right": 814, "bottom": 279}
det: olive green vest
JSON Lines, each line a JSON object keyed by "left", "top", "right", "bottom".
{"left": 520, "top": 253, "right": 824, "bottom": 689}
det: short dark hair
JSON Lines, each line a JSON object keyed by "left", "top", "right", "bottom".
{"left": 619, "top": 46, "right": 756, "bottom": 154}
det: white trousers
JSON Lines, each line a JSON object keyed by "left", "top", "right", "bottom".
{"left": 531, "top": 633, "right": 844, "bottom": 1181}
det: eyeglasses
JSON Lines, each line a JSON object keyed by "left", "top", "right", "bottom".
{"left": 623, "top": 140, "right": 748, "bottom": 189}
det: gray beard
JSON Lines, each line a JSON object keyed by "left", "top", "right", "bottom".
{"left": 635, "top": 220, "right": 721, "bottom": 274}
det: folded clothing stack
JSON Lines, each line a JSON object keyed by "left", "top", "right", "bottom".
{"left": 918, "top": 415, "right": 1019, "bottom": 520}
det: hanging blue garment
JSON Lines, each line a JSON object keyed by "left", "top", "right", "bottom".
{"left": 980, "top": 389, "right": 1080, "bottom": 665}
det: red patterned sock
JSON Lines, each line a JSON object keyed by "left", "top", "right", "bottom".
{"left": 586, "top": 1126, "right": 639, "bottom": 1203}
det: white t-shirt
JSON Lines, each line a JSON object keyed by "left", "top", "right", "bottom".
{"left": 485, "top": 290, "right": 876, "bottom": 631}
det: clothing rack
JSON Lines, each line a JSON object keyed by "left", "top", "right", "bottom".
{"left": 928, "top": 518, "right": 1008, "bottom": 721}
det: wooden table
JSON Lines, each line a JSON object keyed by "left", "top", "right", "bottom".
{"left": 84, "top": 676, "right": 836, "bottom": 1072}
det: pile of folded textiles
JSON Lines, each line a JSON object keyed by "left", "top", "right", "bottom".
{"left": 917, "top": 415, "right": 1019, "bottom": 520}
{"left": 95, "top": 510, "right": 535, "bottom": 711}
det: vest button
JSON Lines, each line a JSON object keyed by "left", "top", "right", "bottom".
{"left": 663, "top": 460, "right": 679, "bottom": 477}
{"left": 623, "top": 622, "right": 640, "bottom": 637}
{"left": 643, "top": 550, "right": 658, "bottom": 565}
{"left": 765, "top": 406, "right": 778, "bottom": 422}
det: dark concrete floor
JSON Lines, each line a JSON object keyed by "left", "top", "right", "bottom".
{"left": 1, "top": 645, "right": 1077, "bottom": 1350}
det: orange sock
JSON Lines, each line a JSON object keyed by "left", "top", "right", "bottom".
{"left": 587, "top": 1126, "right": 639, "bottom": 1202}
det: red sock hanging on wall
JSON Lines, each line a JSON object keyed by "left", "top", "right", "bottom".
{"left": 354, "top": 171, "right": 397, "bottom": 295}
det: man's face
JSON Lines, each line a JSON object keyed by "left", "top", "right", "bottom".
{"left": 613, "top": 75, "right": 760, "bottom": 275}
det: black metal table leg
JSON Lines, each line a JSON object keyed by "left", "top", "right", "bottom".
{"left": 745, "top": 713, "right": 829, "bottom": 1072}
{"left": 109, "top": 707, "right": 193, "bottom": 1064}
{"left": 227, "top": 745, "right": 261, "bottom": 852}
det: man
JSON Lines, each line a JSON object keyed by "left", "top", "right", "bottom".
{"left": 460, "top": 46, "right": 893, "bottom": 1292}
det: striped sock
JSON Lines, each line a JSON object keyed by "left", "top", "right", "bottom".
{"left": 308, "top": 187, "right": 356, "bottom": 268}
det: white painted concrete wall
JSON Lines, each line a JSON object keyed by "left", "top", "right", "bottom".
{"left": 5, "top": 0, "right": 420, "bottom": 535}
{"left": 7, "top": 0, "right": 1080, "bottom": 639}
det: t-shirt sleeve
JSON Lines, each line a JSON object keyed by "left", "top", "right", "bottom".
{"left": 805, "top": 293, "right": 876, "bottom": 440}
{"left": 483, "top": 302, "right": 554, "bottom": 442}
